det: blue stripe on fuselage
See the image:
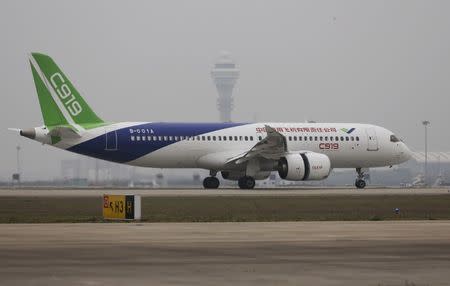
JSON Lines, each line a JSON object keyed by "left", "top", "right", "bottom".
{"left": 67, "top": 122, "right": 248, "bottom": 163}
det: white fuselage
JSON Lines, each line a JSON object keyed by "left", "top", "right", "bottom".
{"left": 48, "top": 122, "right": 411, "bottom": 172}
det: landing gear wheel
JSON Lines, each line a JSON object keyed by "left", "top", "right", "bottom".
{"left": 355, "top": 179, "right": 366, "bottom": 189}
{"left": 203, "top": 177, "right": 220, "bottom": 189}
{"left": 238, "top": 176, "right": 255, "bottom": 189}
{"left": 354, "top": 167, "right": 367, "bottom": 189}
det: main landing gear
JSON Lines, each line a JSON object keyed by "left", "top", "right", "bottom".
{"left": 203, "top": 176, "right": 256, "bottom": 189}
{"left": 202, "top": 171, "right": 256, "bottom": 190}
{"left": 203, "top": 176, "right": 219, "bottom": 189}
{"left": 355, "top": 167, "right": 366, "bottom": 189}
{"left": 203, "top": 170, "right": 219, "bottom": 189}
{"left": 238, "top": 176, "right": 255, "bottom": 189}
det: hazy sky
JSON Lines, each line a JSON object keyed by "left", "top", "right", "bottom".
{"left": 1, "top": 0, "right": 449, "bottom": 180}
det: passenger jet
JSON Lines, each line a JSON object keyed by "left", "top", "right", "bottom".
{"left": 11, "top": 53, "right": 412, "bottom": 189}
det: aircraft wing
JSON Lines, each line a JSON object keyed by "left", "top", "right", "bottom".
{"left": 226, "top": 125, "right": 287, "bottom": 165}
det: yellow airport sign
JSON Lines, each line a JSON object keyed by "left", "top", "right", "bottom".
{"left": 103, "top": 194, "right": 141, "bottom": 220}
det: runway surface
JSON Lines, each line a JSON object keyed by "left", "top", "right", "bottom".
{"left": 0, "top": 187, "right": 449, "bottom": 197}
{"left": 1, "top": 221, "right": 450, "bottom": 286}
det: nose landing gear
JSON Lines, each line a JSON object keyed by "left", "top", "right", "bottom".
{"left": 355, "top": 168, "right": 367, "bottom": 189}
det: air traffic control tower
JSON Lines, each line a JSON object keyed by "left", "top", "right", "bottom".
{"left": 211, "top": 51, "right": 240, "bottom": 122}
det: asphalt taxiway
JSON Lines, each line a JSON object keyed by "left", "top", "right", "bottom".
{"left": 1, "top": 221, "right": 449, "bottom": 286}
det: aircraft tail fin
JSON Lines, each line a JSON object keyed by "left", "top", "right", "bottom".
{"left": 29, "top": 53, "right": 105, "bottom": 131}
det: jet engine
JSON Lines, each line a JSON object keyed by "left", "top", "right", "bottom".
{"left": 278, "top": 152, "right": 331, "bottom": 181}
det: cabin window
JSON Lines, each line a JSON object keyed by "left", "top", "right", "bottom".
{"left": 131, "top": 136, "right": 135, "bottom": 141}
{"left": 207, "top": 136, "right": 211, "bottom": 141}
{"left": 250, "top": 136, "right": 254, "bottom": 141}
{"left": 136, "top": 136, "right": 141, "bottom": 141}
{"left": 142, "top": 136, "right": 146, "bottom": 141}
{"left": 356, "top": 136, "right": 360, "bottom": 141}
{"left": 345, "top": 136, "right": 349, "bottom": 141}
{"left": 244, "top": 136, "right": 248, "bottom": 141}
{"left": 288, "top": 136, "right": 292, "bottom": 141}
{"left": 351, "top": 137, "right": 354, "bottom": 141}
{"left": 147, "top": 136, "right": 152, "bottom": 141}
{"left": 309, "top": 136, "right": 313, "bottom": 141}
{"left": 314, "top": 136, "right": 318, "bottom": 141}
{"left": 168, "top": 136, "right": 172, "bottom": 141}
{"left": 223, "top": 136, "right": 227, "bottom": 141}
{"left": 234, "top": 136, "right": 238, "bottom": 141}
{"left": 212, "top": 136, "right": 216, "bottom": 141}
{"left": 258, "top": 136, "right": 262, "bottom": 141}
{"left": 299, "top": 136, "right": 302, "bottom": 141}
{"left": 325, "top": 136, "right": 328, "bottom": 141}
{"left": 335, "top": 136, "right": 339, "bottom": 141}
{"left": 320, "top": 136, "right": 323, "bottom": 141}
{"left": 293, "top": 136, "right": 297, "bottom": 141}
{"left": 218, "top": 136, "right": 222, "bottom": 141}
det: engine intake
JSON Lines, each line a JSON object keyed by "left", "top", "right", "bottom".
{"left": 278, "top": 152, "right": 331, "bottom": 181}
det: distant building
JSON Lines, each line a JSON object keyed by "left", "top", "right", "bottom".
{"left": 60, "top": 158, "right": 132, "bottom": 185}
{"left": 211, "top": 51, "right": 240, "bottom": 122}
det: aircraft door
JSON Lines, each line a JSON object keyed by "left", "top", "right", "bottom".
{"left": 105, "top": 127, "right": 118, "bottom": 151}
{"left": 365, "top": 127, "right": 379, "bottom": 151}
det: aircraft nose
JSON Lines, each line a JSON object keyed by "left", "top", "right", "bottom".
{"left": 399, "top": 143, "right": 413, "bottom": 162}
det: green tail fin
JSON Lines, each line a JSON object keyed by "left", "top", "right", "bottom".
{"left": 29, "top": 53, "right": 105, "bottom": 130}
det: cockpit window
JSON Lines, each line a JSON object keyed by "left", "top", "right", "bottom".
{"left": 390, "top": 135, "right": 400, "bottom": 142}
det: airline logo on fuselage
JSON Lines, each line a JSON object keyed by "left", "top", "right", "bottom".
{"left": 341, "top": 128, "right": 355, "bottom": 134}
{"left": 50, "top": 73, "right": 83, "bottom": 116}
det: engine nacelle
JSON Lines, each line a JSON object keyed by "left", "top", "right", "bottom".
{"left": 278, "top": 152, "right": 331, "bottom": 181}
